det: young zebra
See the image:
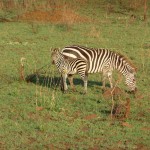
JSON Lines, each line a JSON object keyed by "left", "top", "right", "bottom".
{"left": 62, "top": 45, "right": 137, "bottom": 92}
{"left": 51, "top": 48, "right": 88, "bottom": 93}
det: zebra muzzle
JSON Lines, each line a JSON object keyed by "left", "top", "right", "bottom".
{"left": 130, "top": 87, "right": 137, "bottom": 94}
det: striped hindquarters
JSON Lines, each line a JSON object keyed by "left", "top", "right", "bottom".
{"left": 67, "top": 58, "right": 87, "bottom": 79}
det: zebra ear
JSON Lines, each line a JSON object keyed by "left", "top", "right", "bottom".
{"left": 130, "top": 68, "right": 137, "bottom": 74}
{"left": 134, "top": 67, "right": 138, "bottom": 72}
{"left": 51, "top": 48, "right": 60, "bottom": 53}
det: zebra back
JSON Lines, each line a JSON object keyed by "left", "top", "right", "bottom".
{"left": 62, "top": 45, "right": 137, "bottom": 74}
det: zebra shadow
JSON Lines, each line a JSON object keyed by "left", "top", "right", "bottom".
{"left": 25, "top": 73, "right": 103, "bottom": 90}
{"left": 25, "top": 73, "right": 61, "bottom": 89}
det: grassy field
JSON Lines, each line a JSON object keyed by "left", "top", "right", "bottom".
{"left": 0, "top": 0, "right": 150, "bottom": 149}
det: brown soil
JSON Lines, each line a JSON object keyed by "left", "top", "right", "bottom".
{"left": 103, "top": 87, "right": 125, "bottom": 100}
{"left": 18, "top": 7, "right": 89, "bottom": 23}
{"left": 113, "top": 98, "right": 131, "bottom": 120}
{"left": 103, "top": 87, "right": 131, "bottom": 120}
{"left": 121, "top": 122, "right": 132, "bottom": 128}
{"left": 84, "top": 114, "right": 97, "bottom": 120}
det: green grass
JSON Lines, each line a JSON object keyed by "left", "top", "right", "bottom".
{"left": 0, "top": 1, "right": 150, "bottom": 149}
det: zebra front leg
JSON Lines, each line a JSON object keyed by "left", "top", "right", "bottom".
{"left": 68, "top": 74, "right": 76, "bottom": 91}
{"left": 62, "top": 74, "right": 68, "bottom": 93}
{"left": 60, "top": 74, "right": 64, "bottom": 91}
{"left": 83, "top": 75, "right": 88, "bottom": 94}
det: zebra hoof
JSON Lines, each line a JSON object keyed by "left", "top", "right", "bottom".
{"left": 63, "top": 90, "right": 68, "bottom": 94}
{"left": 72, "top": 88, "right": 77, "bottom": 92}
{"left": 82, "top": 91, "right": 87, "bottom": 95}
{"left": 102, "top": 88, "right": 106, "bottom": 93}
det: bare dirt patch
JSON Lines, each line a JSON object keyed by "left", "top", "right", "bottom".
{"left": 84, "top": 114, "right": 97, "bottom": 120}
{"left": 103, "top": 87, "right": 125, "bottom": 100}
{"left": 18, "top": 7, "right": 89, "bottom": 24}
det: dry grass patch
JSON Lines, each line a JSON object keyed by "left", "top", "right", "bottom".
{"left": 18, "top": 5, "right": 89, "bottom": 24}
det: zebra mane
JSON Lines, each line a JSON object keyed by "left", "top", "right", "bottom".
{"left": 51, "top": 48, "right": 60, "bottom": 53}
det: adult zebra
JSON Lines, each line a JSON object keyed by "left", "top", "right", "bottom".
{"left": 62, "top": 45, "right": 137, "bottom": 92}
{"left": 51, "top": 48, "right": 88, "bottom": 93}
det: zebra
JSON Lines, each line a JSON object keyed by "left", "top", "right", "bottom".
{"left": 51, "top": 48, "right": 88, "bottom": 93}
{"left": 61, "top": 45, "right": 137, "bottom": 92}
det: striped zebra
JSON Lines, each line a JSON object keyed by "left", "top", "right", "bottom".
{"left": 62, "top": 45, "right": 137, "bottom": 92}
{"left": 51, "top": 48, "right": 88, "bottom": 93}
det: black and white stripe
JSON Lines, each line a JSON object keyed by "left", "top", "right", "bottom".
{"left": 62, "top": 45, "right": 137, "bottom": 92}
{"left": 51, "top": 48, "right": 88, "bottom": 93}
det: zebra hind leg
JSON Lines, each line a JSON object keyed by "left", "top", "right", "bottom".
{"left": 108, "top": 73, "right": 113, "bottom": 88}
{"left": 102, "top": 75, "right": 107, "bottom": 90}
{"left": 62, "top": 74, "right": 68, "bottom": 93}
{"left": 60, "top": 75, "right": 64, "bottom": 91}
{"left": 68, "top": 74, "right": 76, "bottom": 92}
{"left": 102, "top": 70, "right": 113, "bottom": 90}
{"left": 83, "top": 75, "right": 88, "bottom": 94}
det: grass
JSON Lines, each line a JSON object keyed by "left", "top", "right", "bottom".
{"left": 0, "top": 1, "right": 150, "bottom": 149}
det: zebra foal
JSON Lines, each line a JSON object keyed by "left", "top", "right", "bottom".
{"left": 51, "top": 48, "right": 88, "bottom": 93}
{"left": 62, "top": 45, "right": 137, "bottom": 92}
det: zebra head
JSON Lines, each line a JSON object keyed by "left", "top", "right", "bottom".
{"left": 125, "top": 67, "right": 137, "bottom": 93}
{"left": 51, "top": 48, "right": 60, "bottom": 64}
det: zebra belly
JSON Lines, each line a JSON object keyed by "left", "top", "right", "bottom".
{"left": 87, "top": 68, "right": 100, "bottom": 74}
{"left": 87, "top": 63, "right": 101, "bottom": 73}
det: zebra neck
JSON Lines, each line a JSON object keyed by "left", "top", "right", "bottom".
{"left": 117, "top": 64, "right": 131, "bottom": 79}
{"left": 113, "top": 60, "right": 127, "bottom": 80}
{"left": 57, "top": 55, "right": 65, "bottom": 63}
{"left": 55, "top": 56, "right": 70, "bottom": 72}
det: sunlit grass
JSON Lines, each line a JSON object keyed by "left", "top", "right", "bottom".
{"left": 0, "top": 2, "right": 150, "bottom": 149}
